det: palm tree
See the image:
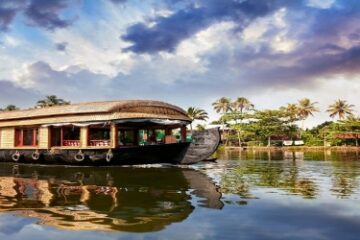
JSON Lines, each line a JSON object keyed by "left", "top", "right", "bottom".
{"left": 297, "top": 98, "right": 319, "bottom": 130}
{"left": 232, "top": 97, "right": 254, "bottom": 115}
{"left": 187, "top": 107, "right": 209, "bottom": 132}
{"left": 232, "top": 97, "right": 254, "bottom": 147}
{"left": 36, "top": 95, "right": 70, "bottom": 108}
{"left": 279, "top": 103, "right": 301, "bottom": 141}
{"left": 280, "top": 103, "right": 299, "bottom": 123}
{"left": 212, "top": 97, "right": 232, "bottom": 144}
{"left": 327, "top": 99, "right": 355, "bottom": 120}
{"left": 0, "top": 105, "right": 19, "bottom": 111}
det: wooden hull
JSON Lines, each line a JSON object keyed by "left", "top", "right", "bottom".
{"left": 0, "top": 128, "right": 221, "bottom": 165}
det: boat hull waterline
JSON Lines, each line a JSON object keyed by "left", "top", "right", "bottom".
{"left": 0, "top": 128, "right": 220, "bottom": 165}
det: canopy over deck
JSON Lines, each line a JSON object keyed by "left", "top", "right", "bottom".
{"left": 0, "top": 100, "right": 191, "bottom": 127}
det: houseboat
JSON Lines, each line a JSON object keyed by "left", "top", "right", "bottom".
{"left": 0, "top": 100, "right": 220, "bottom": 165}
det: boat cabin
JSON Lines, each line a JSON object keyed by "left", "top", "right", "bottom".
{"left": 0, "top": 100, "right": 191, "bottom": 151}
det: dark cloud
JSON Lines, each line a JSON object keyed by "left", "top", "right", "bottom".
{"left": 24, "top": 0, "right": 73, "bottom": 30}
{"left": 55, "top": 41, "right": 68, "bottom": 52}
{"left": 0, "top": 0, "right": 74, "bottom": 32}
{"left": 0, "top": 0, "right": 25, "bottom": 31}
{"left": 121, "top": 0, "right": 303, "bottom": 53}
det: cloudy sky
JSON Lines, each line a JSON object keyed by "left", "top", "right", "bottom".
{"left": 0, "top": 0, "right": 359, "bottom": 126}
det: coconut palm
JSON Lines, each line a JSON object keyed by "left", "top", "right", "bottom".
{"left": 280, "top": 103, "right": 300, "bottom": 123}
{"left": 212, "top": 97, "right": 232, "bottom": 144}
{"left": 231, "top": 97, "right": 254, "bottom": 147}
{"left": 187, "top": 107, "right": 208, "bottom": 132}
{"left": 36, "top": 95, "right": 70, "bottom": 108}
{"left": 0, "top": 105, "right": 19, "bottom": 111}
{"left": 212, "top": 97, "right": 232, "bottom": 114}
{"left": 297, "top": 98, "right": 319, "bottom": 129}
{"left": 327, "top": 99, "right": 355, "bottom": 120}
{"left": 232, "top": 97, "right": 254, "bottom": 115}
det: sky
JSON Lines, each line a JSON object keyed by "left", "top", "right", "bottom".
{"left": 0, "top": 0, "right": 360, "bottom": 127}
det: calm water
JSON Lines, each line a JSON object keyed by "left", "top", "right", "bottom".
{"left": 1, "top": 150, "right": 360, "bottom": 240}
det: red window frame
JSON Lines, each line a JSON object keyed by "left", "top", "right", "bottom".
{"left": 88, "top": 126, "right": 111, "bottom": 147}
{"left": 51, "top": 126, "right": 81, "bottom": 147}
{"left": 15, "top": 128, "right": 38, "bottom": 147}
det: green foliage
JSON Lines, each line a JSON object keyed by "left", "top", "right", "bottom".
{"left": 327, "top": 99, "right": 354, "bottom": 120}
{"left": 211, "top": 96, "right": 360, "bottom": 147}
{"left": 36, "top": 95, "right": 70, "bottom": 108}
{"left": 196, "top": 124, "right": 206, "bottom": 131}
{"left": 0, "top": 105, "right": 20, "bottom": 111}
{"left": 187, "top": 107, "right": 208, "bottom": 121}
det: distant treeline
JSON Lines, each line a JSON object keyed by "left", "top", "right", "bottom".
{"left": 188, "top": 97, "right": 359, "bottom": 147}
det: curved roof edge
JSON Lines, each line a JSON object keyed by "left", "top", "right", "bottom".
{"left": 0, "top": 100, "right": 191, "bottom": 122}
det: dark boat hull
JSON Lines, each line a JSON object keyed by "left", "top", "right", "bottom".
{"left": 0, "top": 128, "right": 221, "bottom": 165}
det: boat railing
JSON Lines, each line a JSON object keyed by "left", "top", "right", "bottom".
{"left": 89, "top": 140, "right": 111, "bottom": 147}
{"left": 63, "top": 140, "right": 81, "bottom": 147}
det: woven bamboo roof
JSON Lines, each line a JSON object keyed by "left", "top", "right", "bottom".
{"left": 0, "top": 100, "right": 191, "bottom": 127}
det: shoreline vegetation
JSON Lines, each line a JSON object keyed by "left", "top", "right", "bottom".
{"left": 225, "top": 146, "right": 360, "bottom": 151}
{"left": 188, "top": 97, "right": 359, "bottom": 148}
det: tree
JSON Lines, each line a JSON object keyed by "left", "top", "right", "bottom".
{"left": 196, "top": 124, "right": 206, "bottom": 131}
{"left": 187, "top": 107, "right": 208, "bottom": 132}
{"left": 297, "top": 98, "right": 319, "bottom": 130}
{"left": 249, "top": 109, "right": 289, "bottom": 147}
{"left": 231, "top": 97, "right": 254, "bottom": 147}
{"left": 327, "top": 99, "right": 355, "bottom": 120}
{"left": 212, "top": 97, "right": 232, "bottom": 144}
{"left": 280, "top": 103, "right": 300, "bottom": 123}
{"left": 0, "top": 105, "right": 19, "bottom": 111}
{"left": 36, "top": 95, "right": 70, "bottom": 108}
{"left": 232, "top": 97, "right": 254, "bottom": 116}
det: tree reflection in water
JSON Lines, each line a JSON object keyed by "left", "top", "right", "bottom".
{"left": 217, "top": 149, "right": 360, "bottom": 201}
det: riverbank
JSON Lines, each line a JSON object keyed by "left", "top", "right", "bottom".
{"left": 224, "top": 145, "right": 360, "bottom": 151}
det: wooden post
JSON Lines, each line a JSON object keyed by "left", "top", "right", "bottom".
{"left": 110, "top": 124, "right": 117, "bottom": 148}
{"left": 165, "top": 128, "right": 172, "bottom": 136}
{"left": 39, "top": 127, "right": 50, "bottom": 149}
{"left": 181, "top": 126, "right": 187, "bottom": 142}
{"left": 32, "top": 128, "right": 37, "bottom": 146}
{"left": 60, "top": 127, "right": 64, "bottom": 146}
{"left": 80, "top": 127, "right": 88, "bottom": 148}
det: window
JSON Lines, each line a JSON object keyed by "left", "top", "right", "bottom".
{"left": 89, "top": 126, "right": 111, "bottom": 146}
{"left": 15, "top": 128, "right": 38, "bottom": 147}
{"left": 51, "top": 126, "right": 80, "bottom": 147}
{"left": 118, "top": 129, "right": 136, "bottom": 146}
{"left": 138, "top": 129, "right": 165, "bottom": 145}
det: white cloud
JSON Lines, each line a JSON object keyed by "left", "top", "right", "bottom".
{"left": 241, "top": 8, "right": 298, "bottom": 54}
{"left": 176, "top": 21, "right": 236, "bottom": 63}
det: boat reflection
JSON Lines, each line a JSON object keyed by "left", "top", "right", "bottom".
{"left": 0, "top": 163, "right": 223, "bottom": 232}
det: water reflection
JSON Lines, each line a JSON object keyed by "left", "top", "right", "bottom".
{"left": 216, "top": 149, "right": 360, "bottom": 200}
{"left": 0, "top": 163, "right": 223, "bottom": 232}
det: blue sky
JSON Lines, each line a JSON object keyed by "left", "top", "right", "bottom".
{"left": 0, "top": 0, "right": 360, "bottom": 126}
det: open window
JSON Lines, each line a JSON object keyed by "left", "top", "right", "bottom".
{"left": 118, "top": 129, "right": 136, "bottom": 146}
{"left": 51, "top": 126, "right": 80, "bottom": 147}
{"left": 88, "top": 125, "right": 111, "bottom": 147}
{"left": 138, "top": 129, "right": 165, "bottom": 145}
{"left": 15, "top": 128, "right": 38, "bottom": 147}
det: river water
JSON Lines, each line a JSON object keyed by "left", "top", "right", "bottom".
{"left": 0, "top": 150, "right": 360, "bottom": 240}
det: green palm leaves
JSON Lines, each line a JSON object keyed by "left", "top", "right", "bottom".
{"left": 327, "top": 99, "right": 355, "bottom": 120}
{"left": 36, "top": 95, "right": 70, "bottom": 108}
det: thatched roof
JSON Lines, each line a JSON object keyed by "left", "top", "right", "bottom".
{"left": 0, "top": 100, "right": 191, "bottom": 127}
